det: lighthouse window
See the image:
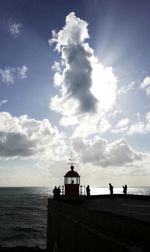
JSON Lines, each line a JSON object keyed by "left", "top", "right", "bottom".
{"left": 65, "top": 177, "right": 79, "bottom": 184}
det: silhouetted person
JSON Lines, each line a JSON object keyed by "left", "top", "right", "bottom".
{"left": 53, "top": 186, "right": 57, "bottom": 200}
{"left": 86, "top": 185, "right": 90, "bottom": 198}
{"left": 109, "top": 183, "right": 113, "bottom": 196}
{"left": 123, "top": 184, "right": 127, "bottom": 196}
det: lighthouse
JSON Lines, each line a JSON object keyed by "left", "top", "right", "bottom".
{"left": 64, "top": 164, "right": 80, "bottom": 197}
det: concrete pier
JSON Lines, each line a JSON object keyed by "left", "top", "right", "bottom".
{"left": 47, "top": 194, "right": 150, "bottom": 252}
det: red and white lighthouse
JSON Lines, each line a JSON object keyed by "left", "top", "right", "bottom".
{"left": 64, "top": 165, "right": 80, "bottom": 197}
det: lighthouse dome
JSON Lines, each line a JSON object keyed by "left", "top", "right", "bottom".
{"left": 64, "top": 165, "right": 80, "bottom": 178}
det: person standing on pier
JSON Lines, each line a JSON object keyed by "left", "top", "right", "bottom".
{"left": 123, "top": 184, "right": 127, "bottom": 195}
{"left": 86, "top": 185, "right": 90, "bottom": 198}
{"left": 109, "top": 183, "right": 113, "bottom": 196}
{"left": 53, "top": 186, "right": 57, "bottom": 200}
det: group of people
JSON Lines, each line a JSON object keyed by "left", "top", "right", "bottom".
{"left": 53, "top": 184, "right": 128, "bottom": 199}
{"left": 53, "top": 186, "right": 61, "bottom": 200}
{"left": 86, "top": 184, "right": 128, "bottom": 198}
{"left": 109, "top": 183, "right": 128, "bottom": 196}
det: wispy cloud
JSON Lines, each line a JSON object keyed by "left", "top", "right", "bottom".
{"left": 127, "top": 112, "right": 150, "bottom": 135}
{"left": 112, "top": 118, "right": 130, "bottom": 133}
{"left": 0, "top": 67, "right": 15, "bottom": 84}
{"left": 140, "top": 76, "right": 150, "bottom": 96}
{"left": 0, "top": 99, "right": 8, "bottom": 106}
{"left": 116, "top": 118, "right": 130, "bottom": 128}
{"left": 127, "top": 121, "right": 145, "bottom": 135}
{"left": 17, "top": 65, "right": 28, "bottom": 79}
{"left": 117, "top": 81, "right": 136, "bottom": 96}
{"left": 111, "top": 112, "right": 150, "bottom": 136}
{"left": 8, "top": 23, "right": 21, "bottom": 37}
{"left": 0, "top": 65, "right": 28, "bottom": 84}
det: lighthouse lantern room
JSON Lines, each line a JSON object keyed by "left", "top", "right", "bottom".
{"left": 64, "top": 165, "right": 80, "bottom": 197}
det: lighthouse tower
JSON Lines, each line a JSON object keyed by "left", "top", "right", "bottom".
{"left": 64, "top": 164, "right": 80, "bottom": 197}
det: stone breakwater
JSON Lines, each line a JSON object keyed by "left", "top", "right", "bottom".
{"left": 47, "top": 194, "right": 150, "bottom": 252}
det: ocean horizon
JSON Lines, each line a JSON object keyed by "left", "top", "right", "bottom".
{"left": 0, "top": 186, "right": 150, "bottom": 248}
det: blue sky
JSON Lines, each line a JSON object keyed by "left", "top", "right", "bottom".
{"left": 0, "top": 0, "right": 150, "bottom": 187}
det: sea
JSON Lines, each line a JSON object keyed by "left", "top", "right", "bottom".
{"left": 0, "top": 186, "right": 150, "bottom": 248}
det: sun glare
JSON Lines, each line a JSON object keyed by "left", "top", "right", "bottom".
{"left": 91, "top": 63, "right": 117, "bottom": 111}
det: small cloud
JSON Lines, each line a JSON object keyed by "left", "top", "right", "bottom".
{"left": 140, "top": 76, "right": 150, "bottom": 96}
{"left": 0, "top": 67, "right": 15, "bottom": 84}
{"left": 18, "top": 65, "right": 28, "bottom": 79}
{"left": 127, "top": 122, "right": 145, "bottom": 135}
{"left": 127, "top": 112, "right": 150, "bottom": 135}
{"left": 0, "top": 99, "right": 8, "bottom": 106}
{"left": 112, "top": 118, "right": 130, "bottom": 134}
{"left": 112, "top": 113, "right": 150, "bottom": 136}
{"left": 8, "top": 23, "right": 21, "bottom": 37}
{"left": 116, "top": 118, "right": 130, "bottom": 128}
{"left": 117, "top": 81, "right": 136, "bottom": 96}
{"left": 0, "top": 65, "right": 28, "bottom": 84}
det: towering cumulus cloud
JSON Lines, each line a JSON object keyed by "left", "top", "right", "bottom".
{"left": 49, "top": 12, "right": 97, "bottom": 113}
{"left": 49, "top": 12, "right": 117, "bottom": 132}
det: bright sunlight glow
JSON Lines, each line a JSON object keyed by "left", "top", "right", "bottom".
{"left": 91, "top": 62, "right": 117, "bottom": 111}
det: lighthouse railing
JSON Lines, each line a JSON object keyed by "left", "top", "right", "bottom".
{"left": 60, "top": 185, "right": 85, "bottom": 196}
